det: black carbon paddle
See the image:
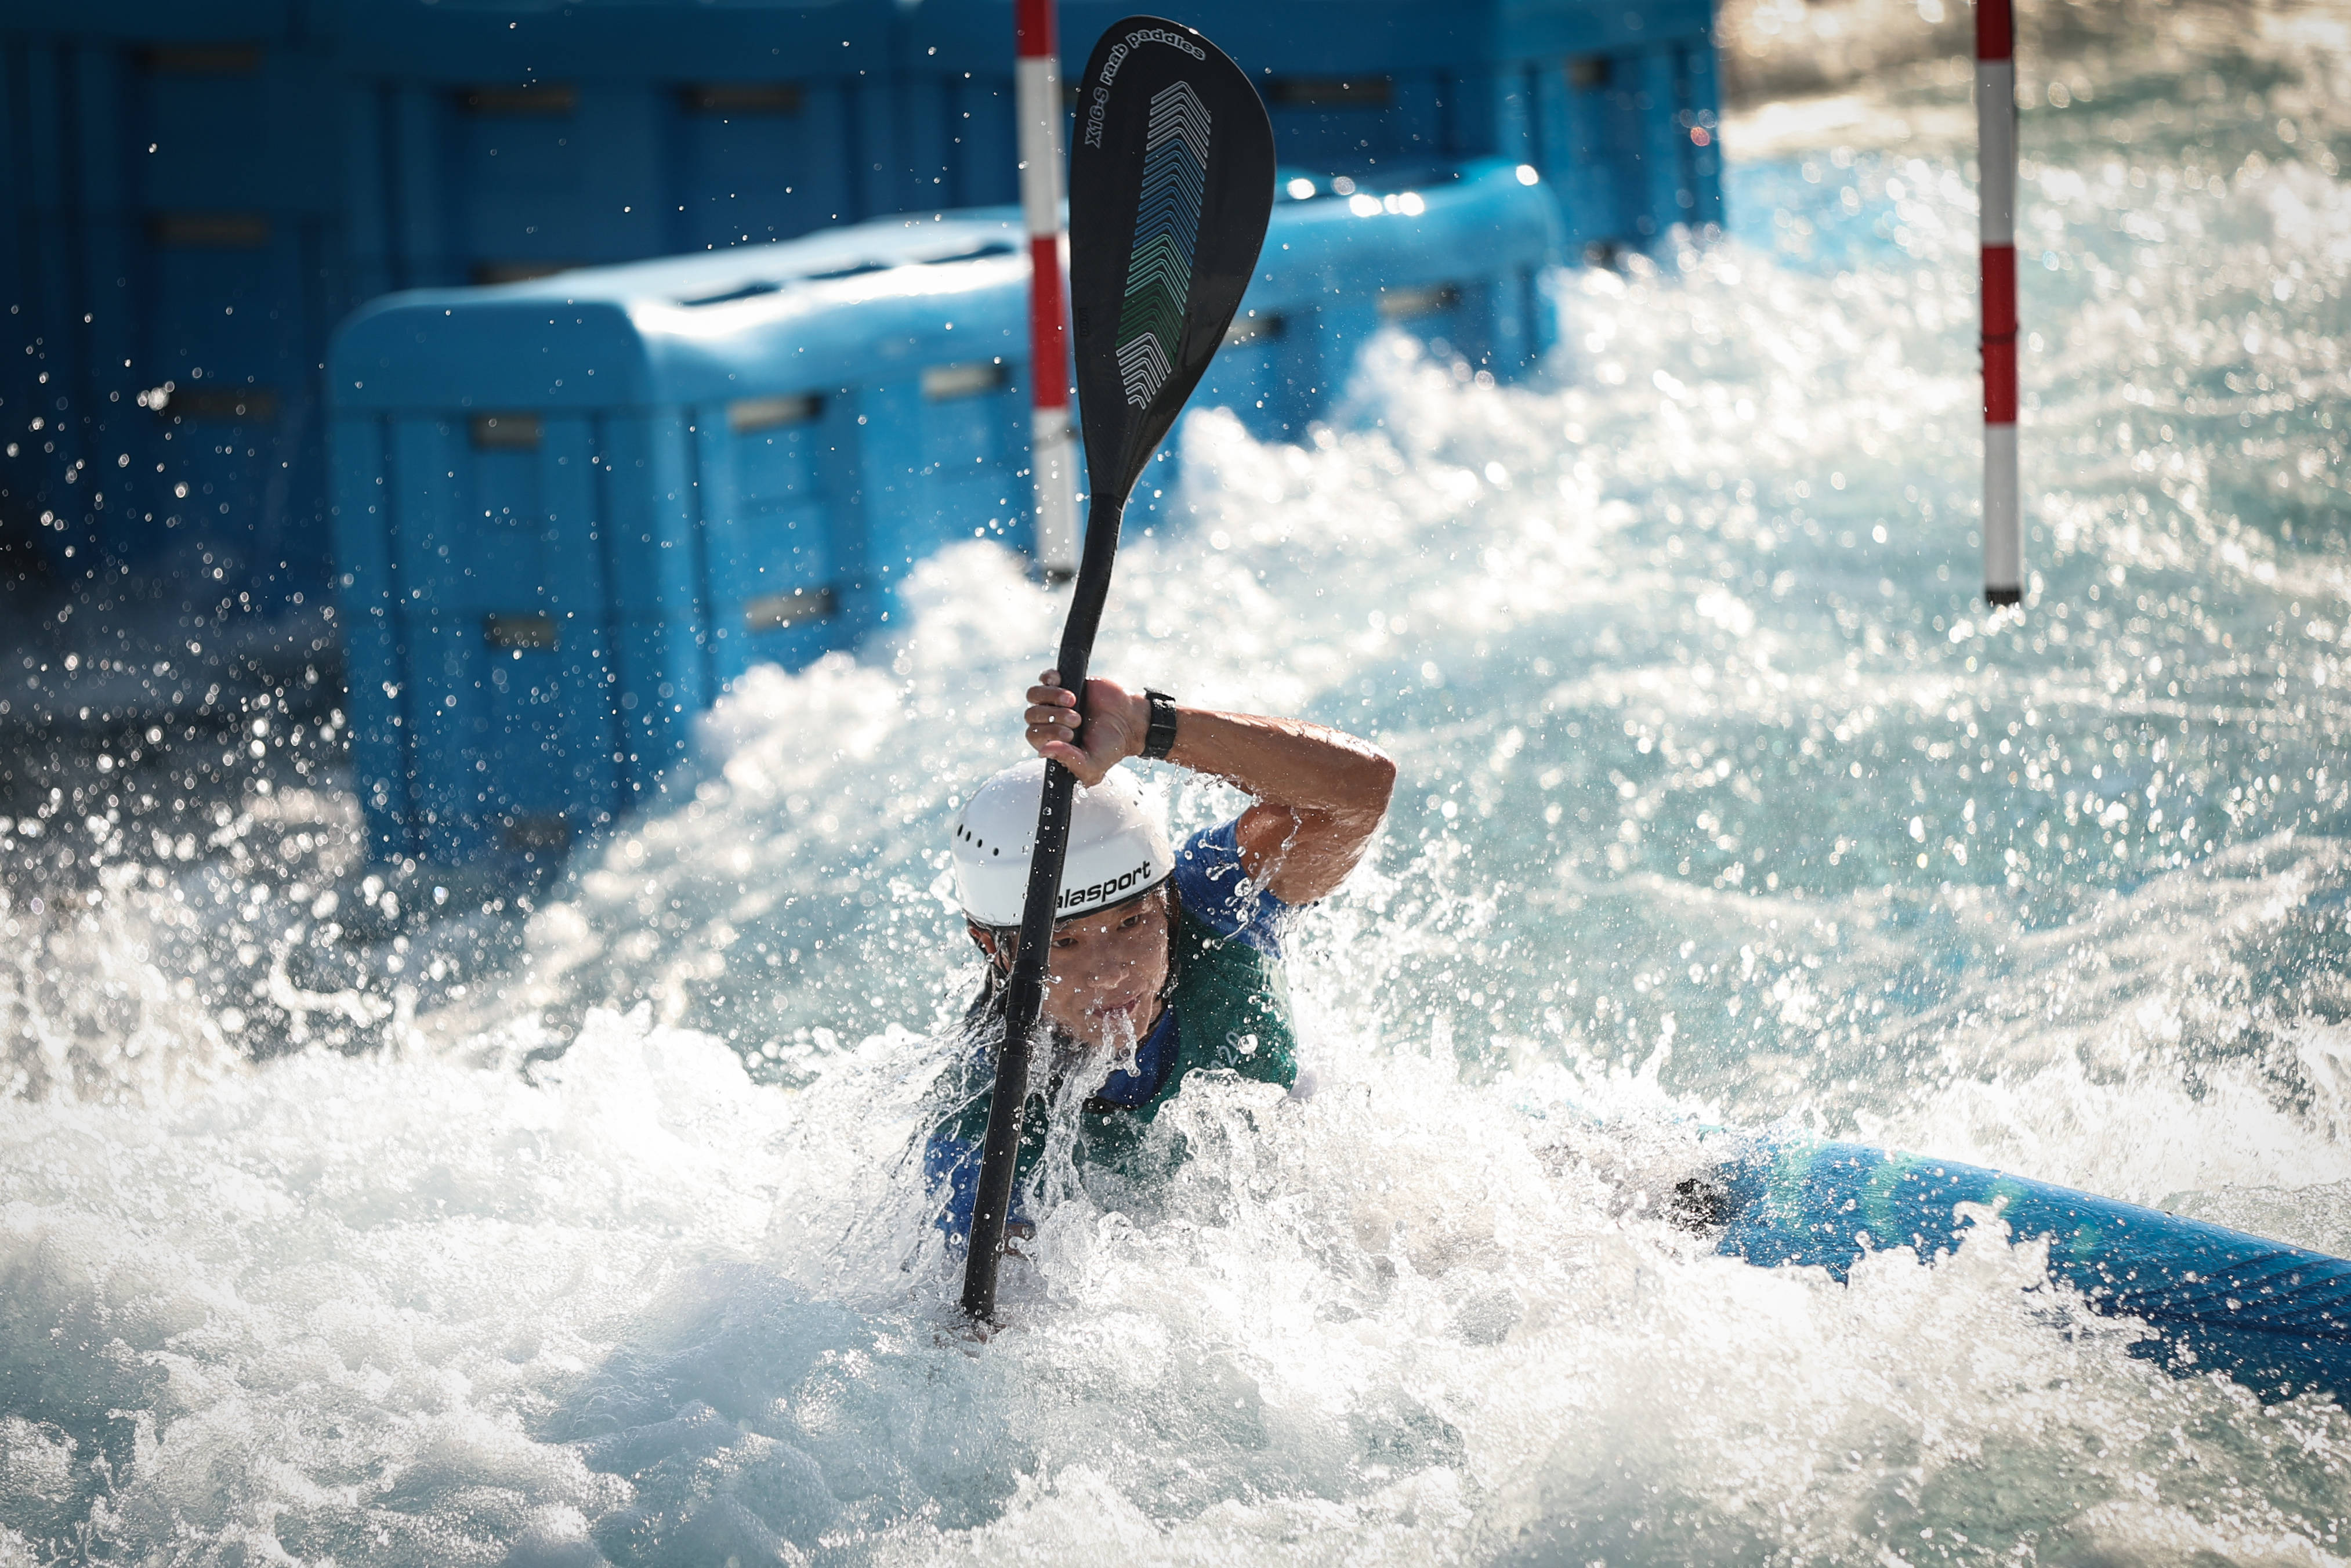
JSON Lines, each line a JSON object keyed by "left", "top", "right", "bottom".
{"left": 961, "top": 16, "right": 1273, "bottom": 1324}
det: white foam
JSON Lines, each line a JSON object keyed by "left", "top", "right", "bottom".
{"left": 8, "top": 23, "right": 2351, "bottom": 1562}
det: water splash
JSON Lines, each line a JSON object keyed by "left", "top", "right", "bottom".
{"left": 8, "top": 9, "right": 2351, "bottom": 1562}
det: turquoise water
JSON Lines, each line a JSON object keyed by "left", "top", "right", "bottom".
{"left": 6, "top": 13, "right": 2351, "bottom": 1563}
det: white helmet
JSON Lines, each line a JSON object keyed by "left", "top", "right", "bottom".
{"left": 950, "top": 760, "right": 1175, "bottom": 927}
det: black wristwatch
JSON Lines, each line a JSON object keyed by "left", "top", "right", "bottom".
{"left": 1141, "top": 689, "right": 1179, "bottom": 760}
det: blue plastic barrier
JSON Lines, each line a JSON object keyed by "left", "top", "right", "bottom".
{"left": 334, "top": 0, "right": 905, "bottom": 294}
{"left": 890, "top": 64, "right": 1021, "bottom": 214}
{"left": 331, "top": 164, "right": 1561, "bottom": 861}
{"left": 0, "top": 31, "right": 143, "bottom": 572}
{"left": 1205, "top": 157, "right": 1563, "bottom": 442}
{"left": 0, "top": 16, "right": 345, "bottom": 590}
{"left": 403, "top": 412, "right": 626, "bottom": 863}
{"left": 3, "top": 0, "right": 1712, "bottom": 621}
{"left": 329, "top": 215, "right": 1035, "bottom": 860}
{"left": 908, "top": 0, "right": 1719, "bottom": 259}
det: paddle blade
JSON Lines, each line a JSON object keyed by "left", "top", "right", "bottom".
{"left": 1068, "top": 16, "right": 1274, "bottom": 506}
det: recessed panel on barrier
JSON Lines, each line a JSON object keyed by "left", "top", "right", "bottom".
{"left": 693, "top": 393, "right": 845, "bottom": 685}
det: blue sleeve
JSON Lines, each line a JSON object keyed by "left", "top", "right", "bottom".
{"left": 1172, "top": 819, "right": 1291, "bottom": 955}
{"left": 922, "top": 1058, "right": 1033, "bottom": 1248}
{"left": 923, "top": 1125, "right": 981, "bottom": 1248}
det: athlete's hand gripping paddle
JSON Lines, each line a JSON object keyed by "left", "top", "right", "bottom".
{"left": 961, "top": 17, "right": 1274, "bottom": 1324}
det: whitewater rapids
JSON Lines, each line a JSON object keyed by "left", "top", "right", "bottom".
{"left": 6, "top": 4, "right": 2351, "bottom": 1561}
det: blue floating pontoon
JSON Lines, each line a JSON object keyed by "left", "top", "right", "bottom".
{"left": 330, "top": 213, "right": 1033, "bottom": 861}
{"left": 329, "top": 160, "right": 1563, "bottom": 864}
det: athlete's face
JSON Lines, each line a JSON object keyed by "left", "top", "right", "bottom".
{"left": 973, "top": 888, "right": 1171, "bottom": 1054}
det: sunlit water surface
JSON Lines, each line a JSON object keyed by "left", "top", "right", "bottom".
{"left": 7, "top": 10, "right": 2351, "bottom": 1563}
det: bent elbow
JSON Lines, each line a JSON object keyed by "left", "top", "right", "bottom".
{"left": 1361, "top": 747, "right": 1399, "bottom": 817}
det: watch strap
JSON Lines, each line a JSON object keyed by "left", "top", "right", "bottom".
{"left": 1141, "top": 689, "right": 1179, "bottom": 760}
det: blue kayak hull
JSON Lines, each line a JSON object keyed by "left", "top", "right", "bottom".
{"left": 1710, "top": 1140, "right": 2351, "bottom": 1404}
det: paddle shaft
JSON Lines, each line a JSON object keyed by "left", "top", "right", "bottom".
{"left": 957, "top": 11, "right": 1273, "bottom": 1324}
{"left": 959, "top": 491, "right": 1128, "bottom": 1323}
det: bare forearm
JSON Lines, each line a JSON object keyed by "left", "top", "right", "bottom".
{"left": 1165, "top": 702, "right": 1394, "bottom": 904}
{"left": 1023, "top": 672, "right": 1396, "bottom": 904}
{"left": 1162, "top": 704, "right": 1393, "bottom": 825}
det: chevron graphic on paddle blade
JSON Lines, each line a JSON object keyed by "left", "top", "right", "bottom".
{"left": 1120, "top": 234, "right": 1191, "bottom": 339}
{"left": 1146, "top": 80, "right": 1211, "bottom": 171}
{"left": 1117, "top": 331, "right": 1172, "bottom": 407}
{"left": 1121, "top": 144, "right": 1204, "bottom": 304}
{"left": 1112, "top": 78, "right": 1212, "bottom": 412}
{"left": 1129, "top": 157, "right": 1205, "bottom": 249}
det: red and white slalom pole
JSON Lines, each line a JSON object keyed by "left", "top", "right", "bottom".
{"left": 1979, "top": 0, "right": 2021, "bottom": 606}
{"left": 1016, "top": 0, "right": 1079, "bottom": 579}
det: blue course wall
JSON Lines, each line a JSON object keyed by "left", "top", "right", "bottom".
{"left": 911, "top": 0, "right": 1720, "bottom": 255}
{"left": 1, "top": 0, "right": 1716, "bottom": 659}
{"left": 333, "top": 0, "right": 918, "bottom": 296}
{"left": 0, "top": 5, "right": 347, "bottom": 603}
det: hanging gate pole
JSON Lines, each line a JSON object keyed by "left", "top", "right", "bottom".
{"left": 1979, "top": 0, "right": 2021, "bottom": 606}
{"left": 1017, "top": 0, "right": 1080, "bottom": 580}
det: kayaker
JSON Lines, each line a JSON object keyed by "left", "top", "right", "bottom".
{"left": 922, "top": 671, "right": 1395, "bottom": 1245}
{"left": 917, "top": 685, "right": 2351, "bottom": 1406}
